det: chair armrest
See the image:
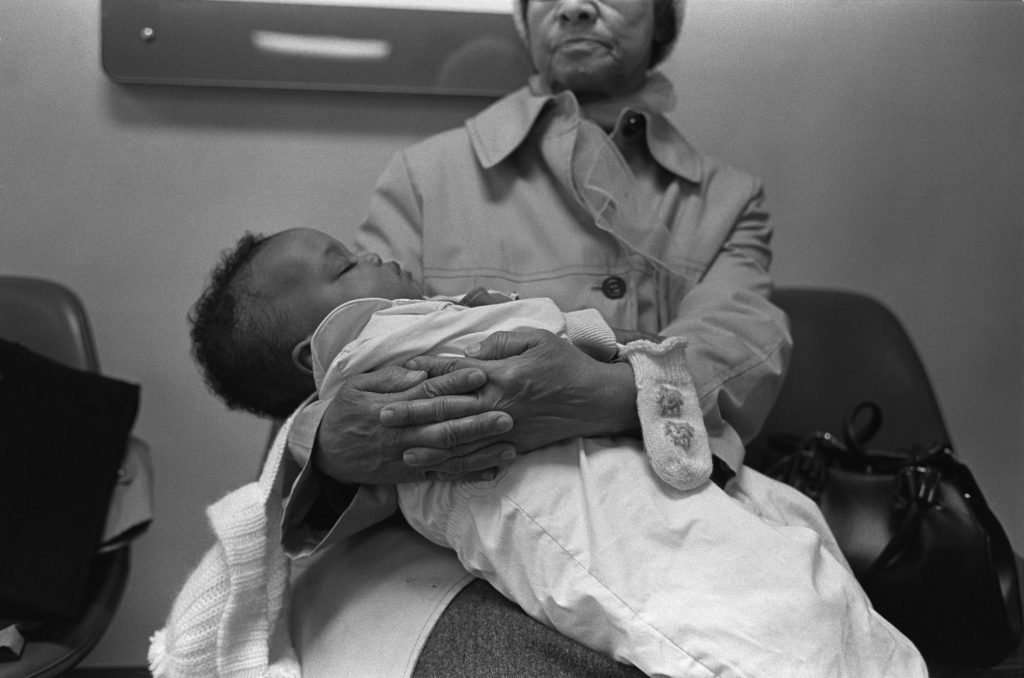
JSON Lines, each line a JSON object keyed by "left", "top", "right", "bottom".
{"left": 100, "top": 436, "right": 154, "bottom": 552}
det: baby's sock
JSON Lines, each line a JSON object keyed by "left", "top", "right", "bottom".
{"left": 619, "top": 337, "right": 712, "bottom": 491}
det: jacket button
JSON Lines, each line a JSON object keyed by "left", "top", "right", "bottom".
{"left": 622, "top": 113, "right": 645, "bottom": 138}
{"left": 601, "top": 276, "right": 627, "bottom": 299}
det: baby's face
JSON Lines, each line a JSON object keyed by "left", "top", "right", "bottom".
{"left": 251, "top": 228, "right": 423, "bottom": 333}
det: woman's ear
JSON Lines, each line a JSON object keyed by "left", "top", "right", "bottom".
{"left": 292, "top": 337, "right": 314, "bottom": 375}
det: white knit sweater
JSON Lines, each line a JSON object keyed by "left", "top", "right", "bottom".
{"left": 148, "top": 419, "right": 299, "bottom": 678}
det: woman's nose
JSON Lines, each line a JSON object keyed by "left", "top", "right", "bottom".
{"left": 559, "top": 0, "right": 597, "bottom": 25}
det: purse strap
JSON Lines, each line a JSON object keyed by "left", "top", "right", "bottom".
{"left": 841, "top": 401, "right": 884, "bottom": 455}
{"left": 840, "top": 401, "right": 920, "bottom": 472}
{"left": 862, "top": 446, "right": 946, "bottom": 581}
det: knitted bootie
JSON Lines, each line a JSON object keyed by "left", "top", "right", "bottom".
{"left": 620, "top": 337, "right": 712, "bottom": 491}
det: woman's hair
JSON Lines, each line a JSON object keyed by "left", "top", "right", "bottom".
{"left": 516, "top": 0, "right": 684, "bottom": 69}
{"left": 650, "top": 0, "right": 684, "bottom": 68}
{"left": 189, "top": 232, "right": 315, "bottom": 420}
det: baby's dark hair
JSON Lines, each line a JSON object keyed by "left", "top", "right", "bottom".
{"left": 189, "top": 232, "right": 314, "bottom": 419}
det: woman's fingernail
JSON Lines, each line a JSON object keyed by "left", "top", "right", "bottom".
{"left": 494, "top": 412, "right": 514, "bottom": 432}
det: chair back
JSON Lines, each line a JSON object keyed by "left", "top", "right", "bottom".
{"left": 0, "top": 276, "right": 132, "bottom": 678}
{"left": 746, "top": 287, "right": 950, "bottom": 470}
{"left": 0, "top": 276, "right": 99, "bottom": 371}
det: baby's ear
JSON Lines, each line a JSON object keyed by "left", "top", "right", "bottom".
{"left": 291, "top": 337, "right": 314, "bottom": 375}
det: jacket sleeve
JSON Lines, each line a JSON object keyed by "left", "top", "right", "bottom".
{"left": 281, "top": 389, "right": 400, "bottom": 560}
{"left": 659, "top": 186, "right": 791, "bottom": 468}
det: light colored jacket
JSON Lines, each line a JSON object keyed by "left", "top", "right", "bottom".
{"left": 284, "top": 75, "right": 791, "bottom": 676}
{"left": 355, "top": 73, "right": 789, "bottom": 464}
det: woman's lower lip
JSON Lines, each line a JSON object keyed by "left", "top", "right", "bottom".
{"left": 555, "top": 39, "right": 607, "bottom": 54}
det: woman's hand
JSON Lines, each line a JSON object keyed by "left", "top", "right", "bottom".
{"left": 313, "top": 365, "right": 517, "bottom": 485}
{"left": 391, "top": 328, "right": 641, "bottom": 467}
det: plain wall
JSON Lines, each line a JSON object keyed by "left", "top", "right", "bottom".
{"left": 1, "top": 0, "right": 1020, "bottom": 667}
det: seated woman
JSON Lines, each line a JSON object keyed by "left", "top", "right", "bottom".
{"left": 276, "top": 2, "right": 817, "bottom": 674}
{"left": 153, "top": 227, "right": 926, "bottom": 677}
{"left": 160, "top": 1, "right": 931, "bottom": 675}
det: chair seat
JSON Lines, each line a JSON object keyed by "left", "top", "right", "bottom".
{"left": 0, "top": 550, "right": 129, "bottom": 678}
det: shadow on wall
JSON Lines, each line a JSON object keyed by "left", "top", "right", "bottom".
{"left": 101, "top": 80, "right": 492, "bottom": 136}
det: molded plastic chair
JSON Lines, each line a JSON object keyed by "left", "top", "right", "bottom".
{"left": 0, "top": 276, "right": 151, "bottom": 677}
{"left": 747, "top": 287, "right": 1023, "bottom": 677}
{"left": 746, "top": 287, "right": 951, "bottom": 468}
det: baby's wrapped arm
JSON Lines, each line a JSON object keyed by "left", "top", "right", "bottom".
{"left": 561, "top": 308, "right": 619, "bottom": 362}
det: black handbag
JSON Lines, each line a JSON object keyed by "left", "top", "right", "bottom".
{"left": 766, "top": 402, "right": 1023, "bottom": 667}
{"left": 0, "top": 338, "right": 140, "bottom": 622}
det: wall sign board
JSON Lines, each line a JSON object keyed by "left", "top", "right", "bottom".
{"left": 101, "top": 0, "right": 532, "bottom": 97}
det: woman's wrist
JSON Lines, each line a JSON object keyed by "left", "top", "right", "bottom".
{"left": 578, "top": 360, "right": 640, "bottom": 437}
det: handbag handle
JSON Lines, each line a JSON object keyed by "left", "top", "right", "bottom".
{"left": 841, "top": 401, "right": 934, "bottom": 473}
{"left": 842, "top": 401, "right": 884, "bottom": 455}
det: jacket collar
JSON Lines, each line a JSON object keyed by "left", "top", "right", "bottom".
{"left": 466, "top": 72, "right": 703, "bottom": 184}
